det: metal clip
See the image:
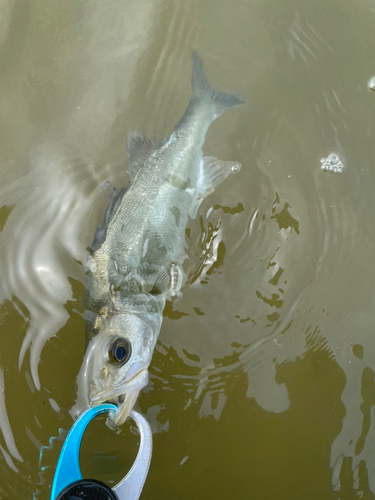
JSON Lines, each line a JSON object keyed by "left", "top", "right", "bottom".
{"left": 51, "top": 404, "right": 152, "bottom": 500}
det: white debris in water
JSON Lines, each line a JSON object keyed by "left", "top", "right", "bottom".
{"left": 320, "top": 153, "right": 344, "bottom": 173}
{"left": 180, "top": 456, "right": 189, "bottom": 465}
{"left": 206, "top": 207, "right": 213, "bottom": 218}
{"left": 368, "top": 76, "right": 375, "bottom": 91}
{"left": 0, "top": 369, "right": 23, "bottom": 463}
{"left": 48, "top": 398, "right": 60, "bottom": 412}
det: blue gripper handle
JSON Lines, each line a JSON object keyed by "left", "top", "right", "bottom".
{"left": 51, "top": 403, "right": 117, "bottom": 500}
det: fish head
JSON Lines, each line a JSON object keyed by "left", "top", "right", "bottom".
{"left": 81, "top": 309, "right": 161, "bottom": 426}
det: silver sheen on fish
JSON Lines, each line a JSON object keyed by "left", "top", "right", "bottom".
{"left": 74, "top": 51, "right": 243, "bottom": 426}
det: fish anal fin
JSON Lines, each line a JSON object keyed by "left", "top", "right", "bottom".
{"left": 197, "top": 156, "right": 241, "bottom": 197}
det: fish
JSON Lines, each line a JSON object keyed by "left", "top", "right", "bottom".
{"left": 74, "top": 51, "right": 244, "bottom": 426}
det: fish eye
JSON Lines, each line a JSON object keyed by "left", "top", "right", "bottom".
{"left": 108, "top": 338, "right": 132, "bottom": 365}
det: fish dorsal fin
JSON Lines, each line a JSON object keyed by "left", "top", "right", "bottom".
{"left": 126, "top": 131, "right": 161, "bottom": 164}
{"left": 197, "top": 156, "right": 241, "bottom": 197}
{"left": 90, "top": 187, "right": 126, "bottom": 252}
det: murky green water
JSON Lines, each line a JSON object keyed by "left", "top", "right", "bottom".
{"left": 1, "top": 0, "right": 375, "bottom": 498}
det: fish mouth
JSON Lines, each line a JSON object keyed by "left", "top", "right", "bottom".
{"left": 91, "top": 368, "right": 149, "bottom": 426}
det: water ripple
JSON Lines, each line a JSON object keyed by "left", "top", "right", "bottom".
{"left": 0, "top": 149, "right": 113, "bottom": 390}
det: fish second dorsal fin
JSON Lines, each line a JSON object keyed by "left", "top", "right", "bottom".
{"left": 126, "top": 131, "right": 161, "bottom": 164}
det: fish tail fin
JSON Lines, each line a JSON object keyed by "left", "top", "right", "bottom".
{"left": 191, "top": 50, "right": 244, "bottom": 111}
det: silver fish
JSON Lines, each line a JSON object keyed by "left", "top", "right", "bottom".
{"left": 74, "top": 51, "right": 243, "bottom": 426}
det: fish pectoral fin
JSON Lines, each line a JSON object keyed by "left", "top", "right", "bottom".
{"left": 197, "top": 157, "right": 242, "bottom": 197}
{"left": 151, "top": 264, "right": 184, "bottom": 300}
{"left": 126, "top": 131, "right": 162, "bottom": 165}
{"left": 151, "top": 267, "right": 171, "bottom": 295}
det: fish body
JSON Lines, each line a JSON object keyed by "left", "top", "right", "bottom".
{"left": 76, "top": 51, "right": 243, "bottom": 425}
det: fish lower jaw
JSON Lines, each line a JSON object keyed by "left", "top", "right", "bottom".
{"left": 89, "top": 387, "right": 139, "bottom": 426}
{"left": 111, "top": 389, "right": 141, "bottom": 426}
{"left": 90, "top": 369, "right": 149, "bottom": 425}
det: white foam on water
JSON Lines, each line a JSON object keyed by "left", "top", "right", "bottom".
{"left": 320, "top": 153, "right": 344, "bottom": 173}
